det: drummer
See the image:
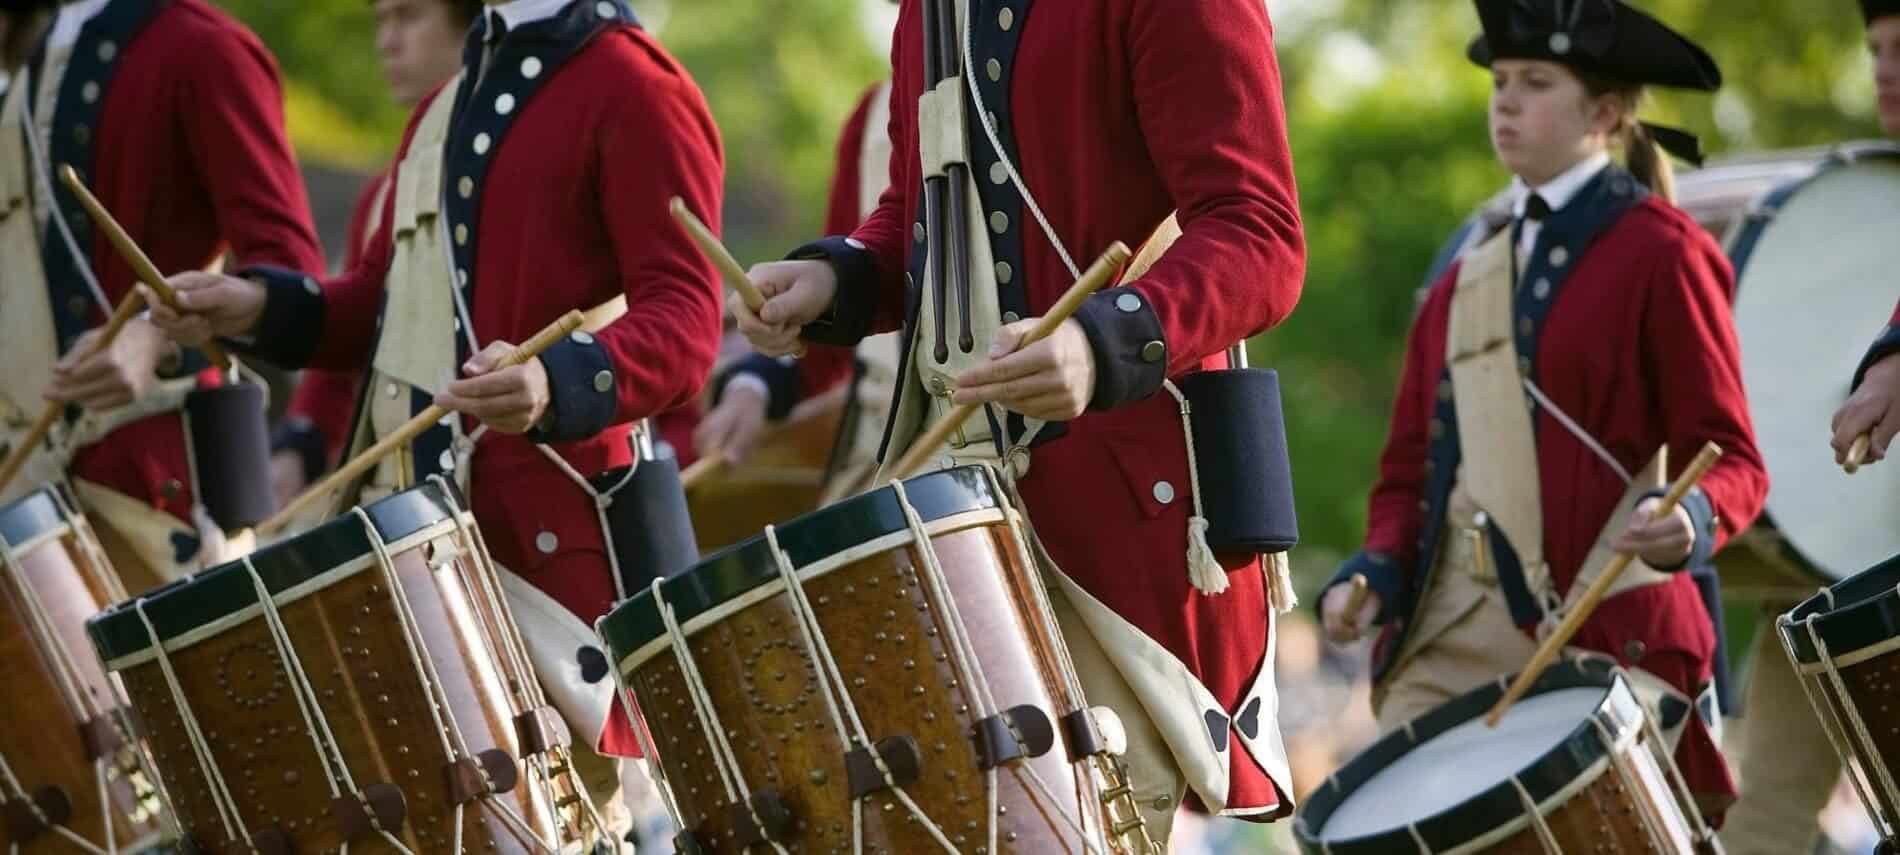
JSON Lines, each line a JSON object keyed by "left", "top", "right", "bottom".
{"left": 694, "top": 72, "right": 900, "bottom": 500}
{"left": 147, "top": 0, "right": 725, "bottom": 842}
{"left": 268, "top": 0, "right": 481, "bottom": 511}
{"left": 1317, "top": 0, "right": 1768, "bottom": 820}
{"left": 1831, "top": 0, "right": 1900, "bottom": 470}
{"left": 0, "top": 0, "right": 324, "bottom": 588}
{"left": 732, "top": 0, "right": 1306, "bottom": 841}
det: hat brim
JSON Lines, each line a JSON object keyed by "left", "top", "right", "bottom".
{"left": 1865, "top": 0, "right": 1900, "bottom": 24}
{"left": 1467, "top": 0, "right": 1722, "bottom": 92}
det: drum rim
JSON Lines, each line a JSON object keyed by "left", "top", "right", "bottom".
{"left": 0, "top": 482, "right": 76, "bottom": 552}
{"left": 85, "top": 479, "right": 468, "bottom": 664}
{"left": 1778, "top": 552, "right": 1900, "bottom": 665}
{"left": 1292, "top": 659, "right": 1639, "bottom": 853}
{"left": 598, "top": 465, "right": 1002, "bottom": 662}
{"left": 1728, "top": 141, "right": 1900, "bottom": 584}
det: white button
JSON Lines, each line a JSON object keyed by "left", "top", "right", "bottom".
{"left": 572, "top": 330, "right": 595, "bottom": 345}
{"left": 536, "top": 531, "right": 559, "bottom": 553}
{"left": 458, "top": 176, "right": 474, "bottom": 199}
{"left": 454, "top": 223, "right": 469, "bottom": 245}
{"left": 456, "top": 269, "right": 469, "bottom": 286}
{"left": 1152, "top": 481, "right": 1176, "bottom": 505}
{"left": 1532, "top": 278, "right": 1551, "bottom": 300}
{"left": 1548, "top": 246, "right": 1569, "bottom": 267}
{"left": 1548, "top": 32, "right": 1572, "bottom": 55}
{"left": 495, "top": 93, "right": 516, "bottom": 115}
{"left": 998, "top": 7, "right": 1014, "bottom": 30}
{"left": 1116, "top": 293, "right": 1142, "bottom": 313}
{"left": 844, "top": 237, "right": 866, "bottom": 250}
{"left": 438, "top": 412, "right": 456, "bottom": 426}
{"left": 81, "top": 81, "right": 99, "bottom": 103}
{"left": 385, "top": 382, "right": 402, "bottom": 399}
{"left": 986, "top": 59, "right": 1002, "bottom": 82}
{"left": 989, "top": 211, "right": 1008, "bottom": 234}
{"left": 438, "top": 450, "right": 455, "bottom": 471}
{"left": 1002, "top": 311, "right": 1020, "bottom": 323}
{"left": 453, "top": 315, "right": 462, "bottom": 331}
{"left": 97, "top": 41, "right": 117, "bottom": 62}
{"left": 521, "top": 57, "right": 544, "bottom": 79}
{"left": 595, "top": 1, "right": 618, "bottom": 18}
{"left": 593, "top": 370, "right": 614, "bottom": 392}
{"left": 994, "top": 262, "right": 1013, "bottom": 284}
{"left": 990, "top": 162, "right": 1008, "bottom": 185}
{"left": 303, "top": 277, "right": 321, "bottom": 296}
{"left": 473, "top": 133, "right": 492, "bottom": 155}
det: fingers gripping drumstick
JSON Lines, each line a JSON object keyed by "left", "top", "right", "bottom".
{"left": 1485, "top": 442, "right": 1723, "bottom": 728}
{"left": 0, "top": 293, "right": 146, "bottom": 494}
{"left": 256, "top": 310, "right": 586, "bottom": 534}
{"left": 59, "top": 165, "right": 230, "bottom": 369}
{"left": 886, "top": 241, "right": 1133, "bottom": 482}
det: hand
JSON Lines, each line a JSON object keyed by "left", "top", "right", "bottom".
{"left": 694, "top": 380, "right": 769, "bottom": 465}
{"left": 143, "top": 273, "right": 268, "bottom": 345}
{"left": 1833, "top": 355, "right": 1900, "bottom": 467}
{"left": 434, "top": 341, "right": 552, "bottom": 435}
{"left": 269, "top": 449, "right": 308, "bottom": 510}
{"left": 1321, "top": 581, "right": 1380, "bottom": 644}
{"left": 950, "top": 318, "right": 1096, "bottom": 421}
{"left": 1610, "top": 497, "right": 1695, "bottom": 568}
{"left": 734, "top": 260, "right": 837, "bottom": 357}
{"left": 44, "top": 317, "right": 170, "bottom": 409}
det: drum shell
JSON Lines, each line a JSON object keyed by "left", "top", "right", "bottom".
{"left": 1777, "top": 553, "right": 1900, "bottom": 823}
{"left": 90, "top": 483, "right": 560, "bottom": 853}
{"left": 603, "top": 466, "right": 1106, "bottom": 853}
{"left": 185, "top": 383, "right": 273, "bottom": 530}
{"left": 592, "top": 456, "right": 698, "bottom": 597}
{"left": 0, "top": 486, "right": 166, "bottom": 850}
{"left": 1176, "top": 368, "right": 1298, "bottom": 553}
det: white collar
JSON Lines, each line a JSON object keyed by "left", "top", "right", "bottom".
{"left": 48, "top": 0, "right": 114, "bottom": 54}
{"left": 1511, "top": 151, "right": 1611, "bottom": 219}
{"left": 484, "top": 0, "right": 572, "bottom": 34}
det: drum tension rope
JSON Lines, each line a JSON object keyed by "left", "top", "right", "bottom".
{"left": 845, "top": 735, "right": 924, "bottom": 799}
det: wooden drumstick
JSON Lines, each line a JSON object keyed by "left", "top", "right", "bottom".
{"left": 257, "top": 310, "right": 586, "bottom": 534}
{"left": 679, "top": 454, "right": 725, "bottom": 492}
{"left": 670, "top": 197, "right": 766, "bottom": 311}
{"left": 1485, "top": 442, "right": 1723, "bottom": 728}
{"left": 0, "top": 291, "right": 146, "bottom": 494}
{"left": 1343, "top": 573, "right": 1370, "bottom": 620}
{"left": 887, "top": 241, "right": 1132, "bottom": 482}
{"left": 59, "top": 164, "right": 230, "bottom": 369}
{"left": 1844, "top": 434, "right": 1871, "bottom": 475}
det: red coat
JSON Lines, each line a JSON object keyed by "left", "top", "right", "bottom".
{"left": 1856, "top": 297, "right": 1900, "bottom": 388}
{"left": 237, "top": 3, "right": 724, "bottom": 747}
{"left": 806, "top": 0, "right": 1305, "bottom": 815}
{"left": 280, "top": 171, "right": 389, "bottom": 474}
{"left": 1338, "top": 181, "right": 1768, "bottom": 805}
{"left": 26, "top": 0, "right": 321, "bottom": 523}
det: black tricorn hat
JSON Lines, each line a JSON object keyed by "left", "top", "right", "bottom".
{"left": 1467, "top": 0, "right": 1722, "bottom": 92}
{"left": 1865, "top": 0, "right": 1900, "bottom": 24}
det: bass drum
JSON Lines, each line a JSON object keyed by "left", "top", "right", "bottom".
{"left": 1725, "top": 142, "right": 1900, "bottom": 595}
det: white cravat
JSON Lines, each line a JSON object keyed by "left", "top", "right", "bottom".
{"left": 1510, "top": 151, "right": 1610, "bottom": 261}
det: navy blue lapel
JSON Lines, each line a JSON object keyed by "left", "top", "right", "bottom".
{"left": 411, "top": 0, "right": 636, "bottom": 484}
{"left": 27, "top": 0, "right": 166, "bottom": 356}
{"left": 1415, "top": 166, "right": 1647, "bottom": 626}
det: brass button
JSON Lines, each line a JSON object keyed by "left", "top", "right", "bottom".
{"left": 1139, "top": 340, "right": 1164, "bottom": 363}
{"left": 592, "top": 370, "right": 613, "bottom": 392}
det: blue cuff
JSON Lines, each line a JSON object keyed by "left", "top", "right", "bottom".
{"left": 716, "top": 352, "right": 800, "bottom": 421}
{"left": 1640, "top": 486, "right": 1716, "bottom": 573}
{"left": 787, "top": 236, "right": 879, "bottom": 348}
{"left": 271, "top": 416, "right": 328, "bottom": 484}
{"left": 528, "top": 332, "right": 618, "bottom": 444}
{"left": 233, "top": 265, "right": 326, "bottom": 368}
{"left": 1853, "top": 324, "right": 1900, "bottom": 391}
{"left": 1072, "top": 286, "right": 1167, "bottom": 411}
{"left": 1322, "top": 550, "right": 1404, "bottom": 624}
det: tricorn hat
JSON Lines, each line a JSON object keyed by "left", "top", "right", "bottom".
{"left": 1467, "top": 0, "right": 1722, "bottom": 92}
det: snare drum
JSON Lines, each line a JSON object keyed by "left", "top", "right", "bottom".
{"left": 0, "top": 484, "right": 170, "bottom": 852}
{"left": 1295, "top": 660, "right": 1719, "bottom": 854}
{"left": 87, "top": 480, "right": 601, "bottom": 854}
{"left": 599, "top": 465, "right": 1133, "bottom": 854}
{"left": 1777, "top": 552, "right": 1900, "bottom": 845}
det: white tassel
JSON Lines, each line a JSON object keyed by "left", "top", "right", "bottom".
{"left": 1265, "top": 550, "right": 1297, "bottom": 614}
{"left": 1186, "top": 515, "right": 1230, "bottom": 595}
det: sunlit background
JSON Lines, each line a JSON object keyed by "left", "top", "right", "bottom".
{"left": 217, "top": 1, "right": 1886, "bottom": 851}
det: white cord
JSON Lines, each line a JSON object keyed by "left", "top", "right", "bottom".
{"left": 133, "top": 599, "right": 251, "bottom": 846}
{"left": 1521, "top": 377, "right": 1633, "bottom": 484}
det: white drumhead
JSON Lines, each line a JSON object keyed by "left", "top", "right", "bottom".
{"left": 1733, "top": 154, "right": 1900, "bottom": 580}
{"left": 1321, "top": 687, "right": 1604, "bottom": 839}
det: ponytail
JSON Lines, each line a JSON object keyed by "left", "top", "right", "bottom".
{"left": 1624, "top": 121, "right": 1677, "bottom": 203}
